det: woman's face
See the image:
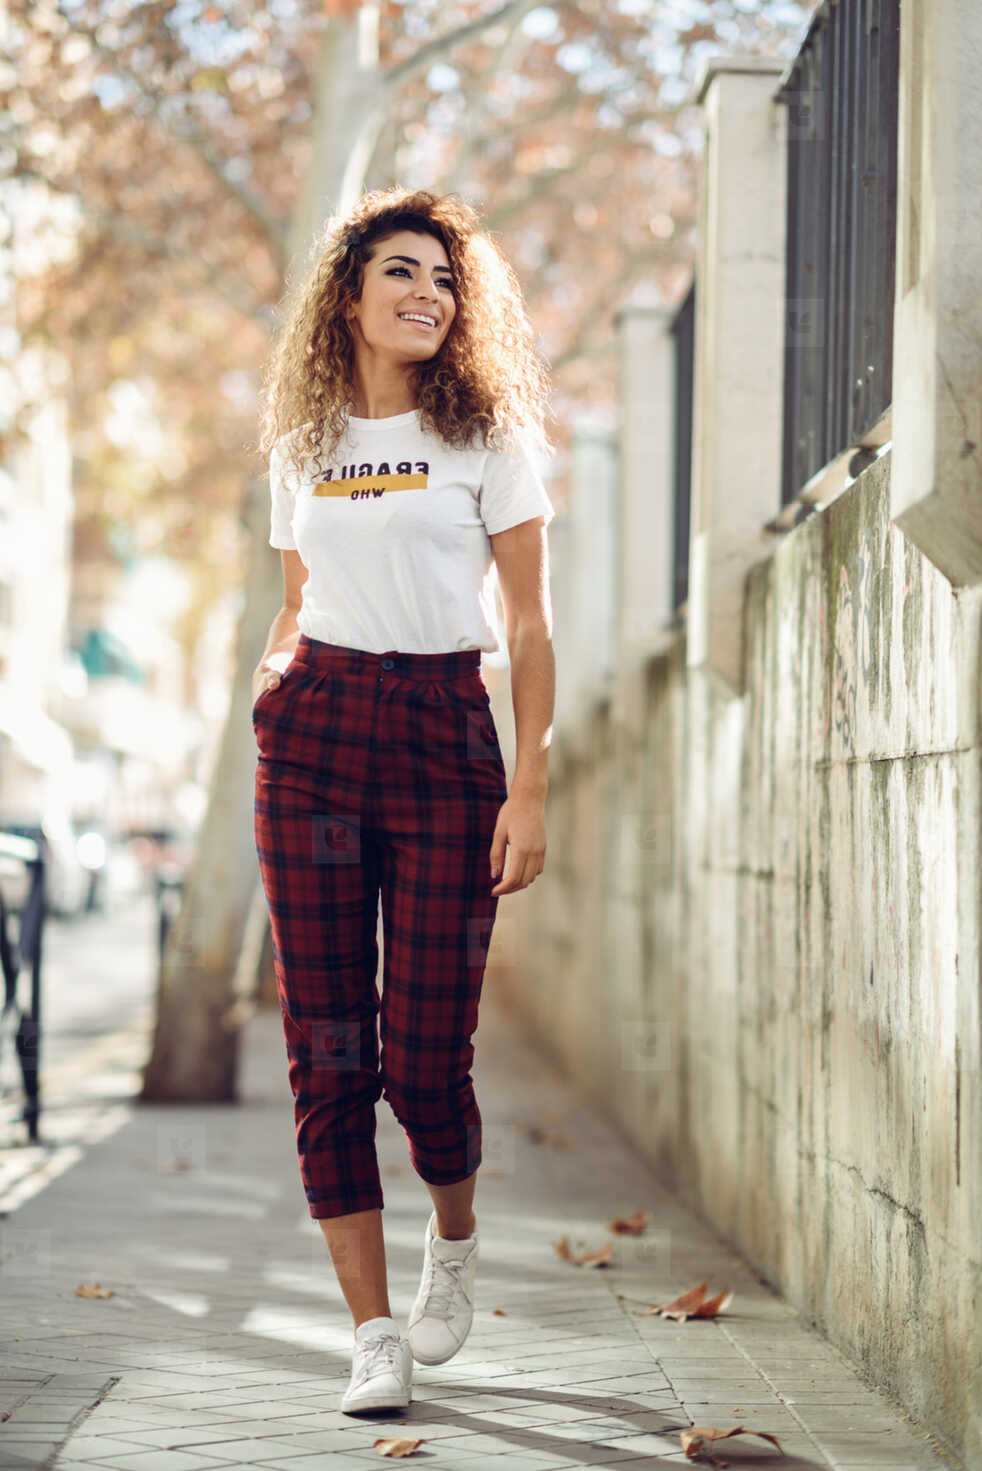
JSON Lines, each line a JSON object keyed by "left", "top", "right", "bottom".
{"left": 344, "top": 228, "right": 457, "bottom": 362}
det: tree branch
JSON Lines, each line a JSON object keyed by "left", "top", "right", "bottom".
{"left": 52, "top": 2, "right": 287, "bottom": 267}
{"left": 546, "top": 244, "right": 681, "bottom": 376}
{"left": 382, "top": 0, "right": 569, "bottom": 94}
{"left": 483, "top": 115, "right": 651, "bottom": 231}
{"left": 441, "top": 10, "right": 539, "bottom": 194}
{"left": 13, "top": 165, "right": 270, "bottom": 328}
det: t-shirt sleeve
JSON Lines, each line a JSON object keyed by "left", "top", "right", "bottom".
{"left": 268, "top": 439, "right": 298, "bottom": 549}
{"left": 479, "top": 424, "right": 556, "bottom": 536}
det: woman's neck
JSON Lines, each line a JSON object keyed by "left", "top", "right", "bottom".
{"left": 348, "top": 374, "right": 419, "bottom": 420}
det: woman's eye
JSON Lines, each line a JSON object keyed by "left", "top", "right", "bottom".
{"left": 386, "top": 266, "right": 454, "bottom": 291}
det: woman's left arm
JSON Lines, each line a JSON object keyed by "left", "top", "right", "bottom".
{"left": 487, "top": 516, "right": 555, "bottom": 895}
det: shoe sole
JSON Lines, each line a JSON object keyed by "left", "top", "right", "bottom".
{"left": 407, "top": 1331, "right": 467, "bottom": 1366}
{"left": 342, "top": 1393, "right": 411, "bottom": 1413}
{"left": 409, "top": 1348, "right": 458, "bottom": 1366}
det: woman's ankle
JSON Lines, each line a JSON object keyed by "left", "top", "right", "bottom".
{"left": 434, "top": 1210, "right": 476, "bottom": 1240}
{"left": 353, "top": 1310, "right": 395, "bottom": 1330}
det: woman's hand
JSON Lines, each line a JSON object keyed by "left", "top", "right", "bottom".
{"left": 252, "top": 662, "right": 283, "bottom": 705}
{"left": 489, "top": 790, "right": 546, "bottom": 895}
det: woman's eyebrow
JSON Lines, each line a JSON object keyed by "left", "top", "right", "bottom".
{"left": 381, "top": 253, "right": 453, "bottom": 275}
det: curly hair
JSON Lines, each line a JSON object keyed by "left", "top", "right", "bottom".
{"left": 257, "top": 186, "right": 555, "bottom": 486}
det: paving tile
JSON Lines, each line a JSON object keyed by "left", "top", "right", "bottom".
{"left": 53, "top": 1462, "right": 135, "bottom": 1471}
{"left": 94, "top": 1454, "right": 233, "bottom": 1470}
{"left": 830, "top": 1464, "right": 954, "bottom": 1471}
{"left": 2, "top": 1002, "right": 957, "bottom": 1471}
{"left": 242, "top": 1461, "right": 335, "bottom": 1470}
{"left": 812, "top": 1432, "right": 954, "bottom": 1465}
{"left": 523, "top": 1447, "right": 658, "bottom": 1466}
{"left": 171, "top": 1440, "right": 326, "bottom": 1465}
{"left": 0, "top": 1449, "right": 63, "bottom": 1470}
{"left": 50, "top": 1435, "right": 178, "bottom": 1461}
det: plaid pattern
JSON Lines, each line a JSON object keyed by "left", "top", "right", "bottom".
{"left": 253, "top": 634, "right": 509, "bottom": 1220}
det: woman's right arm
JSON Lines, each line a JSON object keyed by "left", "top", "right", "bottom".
{"left": 252, "top": 549, "right": 309, "bottom": 702}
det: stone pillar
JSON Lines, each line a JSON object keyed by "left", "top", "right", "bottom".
{"left": 568, "top": 421, "right": 618, "bottom": 712}
{"left": 613, "top": 305, "right": 676, "bottom": 673}
{"left": 891, "top": 0, "right": 982, "bottom": 584}
{"left": 687, "top": 59, "right": 787, "bottom": 695}
{"left": 547, "top": 510, "right": 574, "bottom": 733}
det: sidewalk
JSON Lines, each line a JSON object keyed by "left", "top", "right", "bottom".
{"left": 0, "top": 978, "right": 963, "bottom": 1471}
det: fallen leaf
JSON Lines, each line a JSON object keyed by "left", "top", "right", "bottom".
{"left": 492, "top": 1307, "right": 507, "bottom": 1315}
{"left": 373, "top": 1436, "right": 425, "bottom": 1457}
{"left": 552, "top": 1236, "right": 613, "bottom": 1268}
{"left": 75, "top": 1282, "right": 113, "bottom": 1298}
{"left": 680, "top": 1422, "right": 784, "bottom": 1465}
{"left": 609, "top": 1209, "right": 651, "bottom": 1234}
{"left": 636, "top": 1279, "right": 733, "bottom": 1320}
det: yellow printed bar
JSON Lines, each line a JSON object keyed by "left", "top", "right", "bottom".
{"left": 313, "top": 473, "right": 428, "bottom": 497}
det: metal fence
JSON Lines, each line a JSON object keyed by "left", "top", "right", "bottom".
{"left": 0, "top": 830, "right": 46, "bottom": 1141}
{"left": 777, "top": 0, "right": 900, "bottom": 504}
{"left": 670, "top": 279, "right": 695, "bottom": 612}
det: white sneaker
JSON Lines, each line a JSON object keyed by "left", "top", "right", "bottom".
{"left": 340, "top": 1315, "right": 413, "bottom": 1414}
{"left": 406, "top": 1210, "right": 479, "bottom": 1365}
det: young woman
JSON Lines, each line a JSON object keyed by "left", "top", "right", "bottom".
{"left": 253, "top": 187, "right": 556, "bottom": 1415}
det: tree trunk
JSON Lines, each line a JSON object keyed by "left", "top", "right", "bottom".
{"left": 140, "top": 8, "right": 384, "bottom": 1102}
{"left": 141, "top": 472, "right": 283, "bottom": 1099}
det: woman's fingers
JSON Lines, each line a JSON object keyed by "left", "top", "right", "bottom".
{"left": 490, "top": 847, "right": 540, "bottom": 895}
{"left": 253, "top": 671, "right": 281, "bottom": 703}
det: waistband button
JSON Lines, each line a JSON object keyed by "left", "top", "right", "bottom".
{"left": 381, "top": 658, "right": 395, "bottom": 670}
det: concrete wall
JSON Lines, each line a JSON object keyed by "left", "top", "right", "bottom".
{"left": 490, "top": 447, "right": 982, "bottom": 1469}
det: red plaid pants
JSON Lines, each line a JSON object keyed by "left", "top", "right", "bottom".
{"left": 252, "top": 634, "right": 508, "bottom": 1220}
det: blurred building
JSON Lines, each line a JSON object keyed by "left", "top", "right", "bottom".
{"left": 0, "top": 180, "right": 208, "bottom": 885}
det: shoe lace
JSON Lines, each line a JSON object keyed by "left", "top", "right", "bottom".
{"left": 422, "top": 1255, "right": 469, "bottom": 1320}
{"left": 359, "top": 1331, "right": 402, "bottom": 1379}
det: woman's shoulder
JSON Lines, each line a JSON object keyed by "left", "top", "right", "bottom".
{"left": 271, "top": 421, "right": 329, "bottom": 481}
{"left": 272, "top": 421, "right": 317, "bottom": 456}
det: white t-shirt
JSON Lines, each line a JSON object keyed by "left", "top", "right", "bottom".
{"left": 267, "top": 408, "right": 555, "bottom": 655}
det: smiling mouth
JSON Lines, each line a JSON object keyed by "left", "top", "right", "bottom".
{"left": 398, "top": 315, "right": 438, "bottom": 330}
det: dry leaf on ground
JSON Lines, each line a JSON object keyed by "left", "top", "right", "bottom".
{"left": 680, "top": 1422, "right": 784, "bottom": 1464}
{"left": 608, "top": 1210, "right": 652, "bottom": 1234}
{"left": 636, "top": 1279, "right": 733, "bottom": 1320}
{"left": 552, "top": 1236, "right": 613, "bottom": 1267}
{"left": 373, "top": 1436, "right": 425, "bottom": 1456}
{"left": 492, "top": 1307, "right": 507, "bottom": 1315}
{"left": 75, "top": 1282, "right": 113, "bottom": 1298}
